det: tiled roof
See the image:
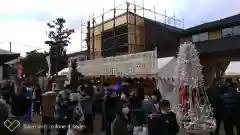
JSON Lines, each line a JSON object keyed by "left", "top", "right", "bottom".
{"left": 0, "top": 49, "right": 20, "bottom": 55}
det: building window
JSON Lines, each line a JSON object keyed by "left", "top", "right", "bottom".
{"left": 192, "top": 32, "right": 208, "bottom": 42}
{"left": 222, "top": 27, "right": 233, "bottom": 37}
{"left": 233, "top": 26, "right": 240, "bottom": 35}
{"left": 192, "top": 35, "right": 199, "bottom": 42}
{"left": 198, "top": 32, "right": 208, "bottom": 41}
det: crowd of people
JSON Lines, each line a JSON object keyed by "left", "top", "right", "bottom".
{"left": 53, "top": 79, "right": 180, "bottom": 135}
{"left": 0, "top": 76, "right": 240, "bottom": 135}
{"left": 0, "top": 77, "right": 180, "bottom": 135}
{"left": 207, "top": 78, "right": 240, "bottom": 135}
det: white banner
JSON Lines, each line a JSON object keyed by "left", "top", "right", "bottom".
{"left": 75, "top": 50, "right": 157, "bottom": 77}
{"left": 102, "top": 50, "right": 157, "bottom": 76}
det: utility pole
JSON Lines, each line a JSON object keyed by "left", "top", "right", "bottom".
{"left": 9, "top": 42, "right": 12, "bottom": 52}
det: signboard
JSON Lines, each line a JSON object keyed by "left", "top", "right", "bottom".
{"left": 102, "top": 50, "right": 157, "bottom": 76}
{"left": 77, "top": 59, "right": 104, "bottom": 76}
{"left": 75, "top": 50, "right": 157, "bottom": 77}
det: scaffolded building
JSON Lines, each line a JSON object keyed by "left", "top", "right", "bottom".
{"left": 81, "top": 2, "right": 184, "bottom": 59}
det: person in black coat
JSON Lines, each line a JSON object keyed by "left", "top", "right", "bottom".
{"left": 219, "top": 79, "right": 240, "bottom": 135}
{"left": 33, "top": 85, "right": 42, "bottom": 115}
{"left": 104, "top": 90, "right": 119, "bottom": 135}
{"left": 148, "top": 99, "right": 179, "bottom": 135}
{"left": 207, "top": 79, "right": 223, "bottom": 135}
{"left": 11, "top": 89, "right": 29, "bottom": 132}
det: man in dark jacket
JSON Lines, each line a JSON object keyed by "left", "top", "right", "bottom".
{"left": 104, "top": 90, "right": 119, "bottom": 135}
{"left": 11, "top": 89, "right": 28, "bottom": 132}
{"left": 207, "top": 79, "right": 223, "bottom": 135}
{"left": 33, "top": 85, "right": 42, "bottom": 115}
{"left": 148, "top": 99, "right": 179, "bottom": 135}
{"left": 220, "top": 79, "right": 240, "bottom": 135}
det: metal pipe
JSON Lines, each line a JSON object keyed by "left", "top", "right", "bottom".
{"left": 80, "top": 20, "right": 83, "bottom": 50}
{"left": 134, "top": 0, "right": 137, "bottom": 51}
{"left": 92, "top": 13, "right": 95, "bottom": 59}
{"left": 128, "top": 2, "right": 183, "bottom": 23}
{"left": 126, "top": 2, "right": 129, "bottom": 53}
{"left": 113, "top": 0, "right": 116, "bottom": 32}
{"left": 102, "top": 8, "right": 104, "bottom": 56}
{"left": 142, "top": 0, "right": 144, "bottom": 17}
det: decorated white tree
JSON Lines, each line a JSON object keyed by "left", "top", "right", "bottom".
{"left": 176, "top": 42, "right": 216, "bottom": 134}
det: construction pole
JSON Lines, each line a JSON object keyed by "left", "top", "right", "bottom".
{"left": 134, "top": 0, "right": 137, "bottom": 53}
{"left": 102, "top": 8, "right": 104, "bottom": 56}
{"left": 113, "top": 0, "right": 116, "bottom": 55}
{"left": 142, "top": 0, "right": 144, "bottom": 17}
{"left": 80, "top": 20, "right": 83, "bottom": 51}
{"left": 164, "top": 10, "right": 167, "bottom": 40}
{"left": 183, "top": 18, "right": 185, "bottom": 29}
{"left": 113, "top": 0, "right": 116, "bottom": 34}
{"left": 164, "top": 10, "right": 167, "bottom": 24}
{"left": 154, "top": 6, "right": 156, "bottom": 22}
{"left": 92, "top": 14, "right": 95, "bottom": 59}
{"left": 87, "top": 19, "right": 91, "bottom": 59}
{"left": 126, "top": 2, "right": 130, "bottom": 53}
{"left": 174, "top": 13, "right": 176, "bottom": 26}
{"left": 126, "top": 2, "right": 129, "bottom": 24}
{"left": 9, "top": 42, "right": 12, "bottom": 52}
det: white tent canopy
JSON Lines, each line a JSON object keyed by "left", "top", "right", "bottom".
{"left": 59, "top": 56, "right": 178, "bottom": 79}
{"left": 157, "top": 57, "right": 177, "bottom": 80}
{"left": 156, "top": 57, "right": 178, "bottom": 109}
{"left": 225, "top": 61, "right": 240, "bottom": 76}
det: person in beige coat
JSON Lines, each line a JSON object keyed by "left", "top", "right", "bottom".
{"left": 41, "top": 91, "right": 56, "bottom": 135}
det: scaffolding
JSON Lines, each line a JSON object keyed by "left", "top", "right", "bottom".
{"left": 79, "top": 1, "right": 184, "bottom": 59}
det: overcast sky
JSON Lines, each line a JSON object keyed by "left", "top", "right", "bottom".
{"left": 0, "top": 0, "right": 239, "bottom": 55}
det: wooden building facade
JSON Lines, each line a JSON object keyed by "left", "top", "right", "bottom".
{"left": 88, "top": 11, "right": 182, "bottom": 59}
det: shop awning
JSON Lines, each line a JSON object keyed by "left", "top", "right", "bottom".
{"left": 0, "top": 49, "right": 20, "bottom": 65}
{"left": 225, "top": 61, "right": 240, "bottom": 76}
{"left": 5, "top": 57, "right": 22, "bottom": 65}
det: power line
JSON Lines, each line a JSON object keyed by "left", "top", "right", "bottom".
{"left": 0, "top": 41, "right": 47, "bottom": 50}
{"left": 0, "top": 41, "right": 80, "bottom": 55}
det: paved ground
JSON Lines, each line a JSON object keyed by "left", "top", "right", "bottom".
{"left": 20, "top": 115, "right": 227, "bottom": 135}
{"left": 21, "top": 114, "right": 104, "bottom": 135}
